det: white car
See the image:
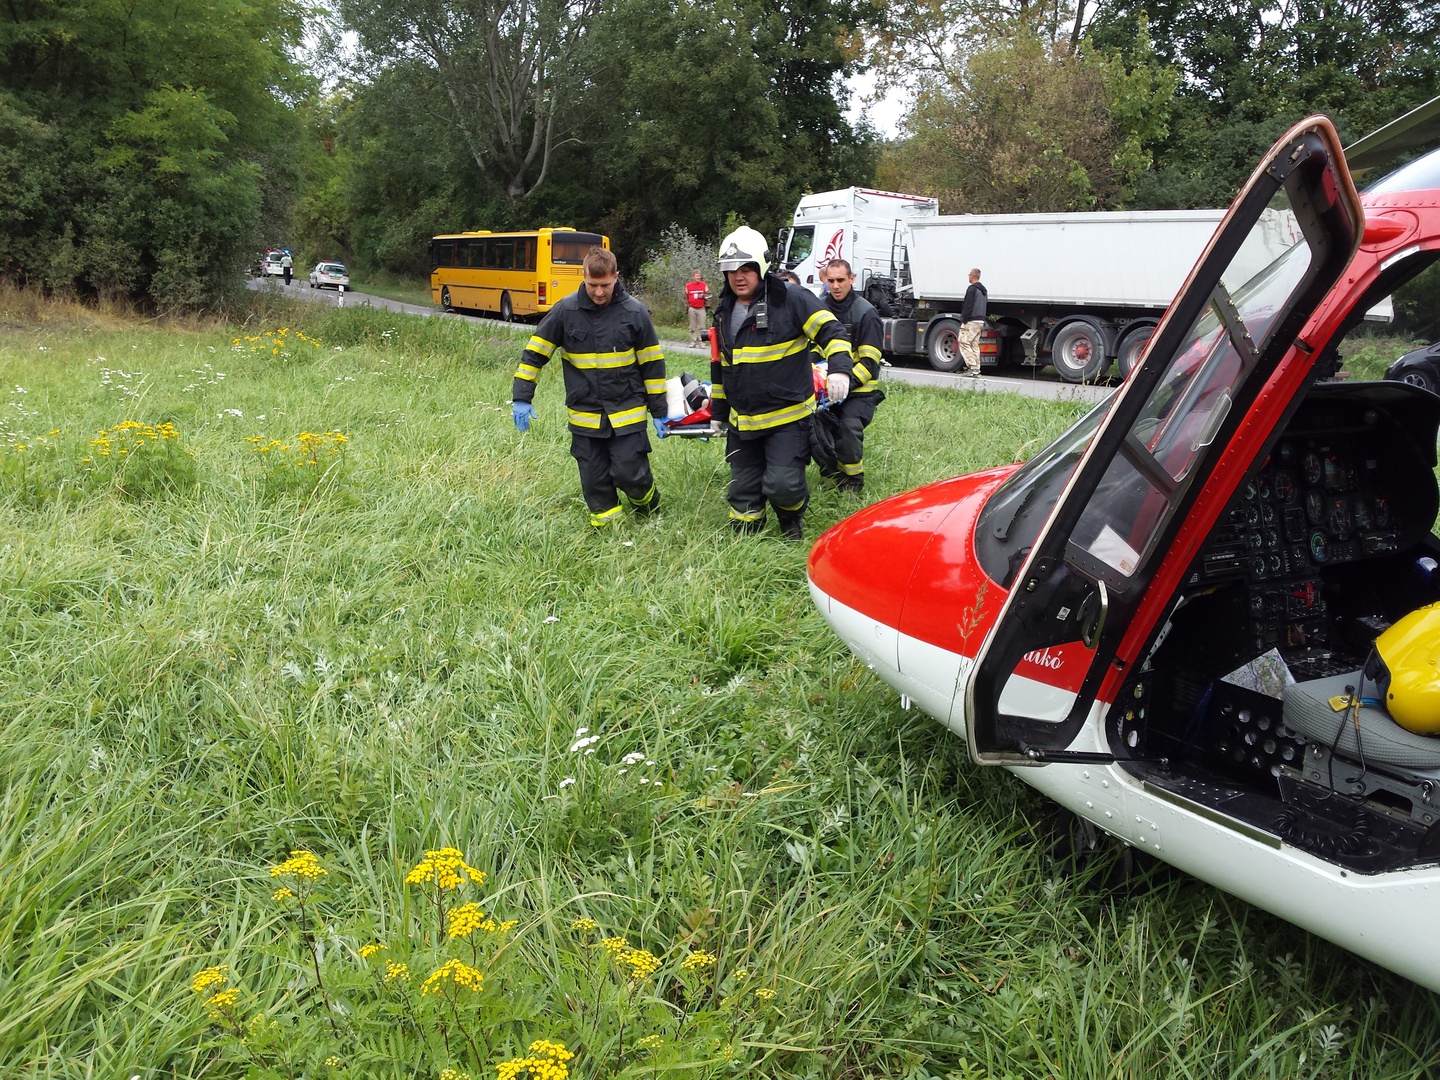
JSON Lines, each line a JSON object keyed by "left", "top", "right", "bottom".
{"left": 260, "top": 252, "right": 285, "bottom": 276}
{"left": 309, "top": 262, "right": 350, "bottom": 290}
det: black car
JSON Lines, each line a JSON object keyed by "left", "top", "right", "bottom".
{"left": 1383, "top": 340, "right": 1440, "bottom": 393}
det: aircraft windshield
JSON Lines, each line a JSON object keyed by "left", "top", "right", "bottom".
{"left": 976, "top": 195, "right": 1315, "bottom": 591}
{"left": 1362, "top": 144, "right": 1440, "bottom": 195}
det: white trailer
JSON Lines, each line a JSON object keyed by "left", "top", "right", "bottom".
{"left": 777, "top": 192, "right": 1308, "bottom": 382}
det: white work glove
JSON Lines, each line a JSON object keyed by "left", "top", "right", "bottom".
{"left": 826, "top": 372, "right": 851, "bottom": 405}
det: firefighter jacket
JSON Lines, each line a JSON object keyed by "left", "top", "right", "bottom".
{"left": 711, "top": 274, "right": 853, "bottom": 438}
{"left": 824, "top": 290, "right": 884, "bottom": 395}
{"left": 513, "top": 281, "right": 667, "bottom": 438}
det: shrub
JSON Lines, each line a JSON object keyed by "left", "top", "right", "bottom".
{"left": 635, "top": 225, "right": 717, "bottom": 326}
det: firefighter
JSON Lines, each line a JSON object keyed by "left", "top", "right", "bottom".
{"left": 511, "top": 246, "right": 667, "bottom": 528}
{"left": 815, "top": 258, "right": 885, "bottom": 493}
{"left": 710, "top": 226, "right": 854, "bottom": 541}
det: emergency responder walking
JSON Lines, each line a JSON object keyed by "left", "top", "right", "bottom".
{"left": 710, "top": 226, "right": 854, "bottom": 541}
{"left": 814, "top": 259, "right": 884, "bottom": 493}
{"left": 512, "top": 247, "right": 668, "bottom": 529}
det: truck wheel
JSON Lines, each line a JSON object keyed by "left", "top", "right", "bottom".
{"left": 1115, "top": 323, "right": 1156, "bottom": 379}
{"left": 500, "top": 292, "right": 513, "bottom": 322}
{"left": 1050, "top": 319, "right": 1106, "bottom": 383}
{"left": 925, "top": 320, "right": 964, "bottom": 372}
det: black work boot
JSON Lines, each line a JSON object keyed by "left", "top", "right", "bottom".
{"left": 777, "top": 512, "right": 804, "bottom": 542}
{"left": 630, "top": 487, "right": 661, "bottom": 516}
{"left": 731, "top": 517, "right": 766, "bottom": 535}
{"left": 836, "top": 475, "right": 864, "bottom": 495}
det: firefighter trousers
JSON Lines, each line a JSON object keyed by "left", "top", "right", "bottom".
{"left": 725, "top": 420, "right": 809, "bottom": 529}
{"left": 571, "top": 429, "right": 658, "bottom": 527}
{"left": 811, "top": 390, "right": 882, "bottom": 491}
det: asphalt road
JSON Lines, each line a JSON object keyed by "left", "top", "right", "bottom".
{"left": 249, "top": 275, "right": 1113, "bottom": 407}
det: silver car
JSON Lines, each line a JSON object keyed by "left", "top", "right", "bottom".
{"left": 309, "top": 262, "right": 350, "bottom": 289}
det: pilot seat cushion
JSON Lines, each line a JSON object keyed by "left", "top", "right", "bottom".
{"left": 1282, "top": 670, "right": 1440, "bottom": 769}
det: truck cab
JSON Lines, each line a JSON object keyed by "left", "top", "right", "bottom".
{"left": 777, "top": 188, "right": 938, "bottom": 298}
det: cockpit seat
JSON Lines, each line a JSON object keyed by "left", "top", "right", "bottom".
{"left": 1282, "top": 670, "right": 1440, "bottom": 770}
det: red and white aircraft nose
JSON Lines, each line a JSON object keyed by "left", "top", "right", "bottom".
{"left": 808, "top": 468, "right": 1014, "bottom": 733}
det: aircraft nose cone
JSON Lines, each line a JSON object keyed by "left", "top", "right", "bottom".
{"left": 809, "top": 483, "right": 967, "bottom": 625}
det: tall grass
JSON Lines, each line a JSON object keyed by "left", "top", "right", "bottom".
{"left": 1, "top": 293, "right": 1436, "bottom": 1078}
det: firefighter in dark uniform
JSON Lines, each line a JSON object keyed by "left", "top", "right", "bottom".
{"left": 710, "top": 226, "right": 854, "bottom": 541}
{"left": 814, "top": 258, "right": 885, "bottom": 493}
{"left": 512, "top": 246, "right": 667, "bottom": 528}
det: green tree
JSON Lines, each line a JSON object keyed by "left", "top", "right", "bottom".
{"left": 0, "top": 0, "right": 306, "bottom": 306}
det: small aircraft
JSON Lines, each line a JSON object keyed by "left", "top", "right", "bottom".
{"left": 808, "top": 115, "right": 1440, "bottom": 991}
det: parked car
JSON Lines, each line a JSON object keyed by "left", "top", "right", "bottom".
{"left": 260, "top": 251, "right": 286, "bottom": 277}
{"left": 309, "top": 262, "right": 350, "bottom": 290}
{"left": 1383, "top": 340, "right": 1440, "bottom": 393}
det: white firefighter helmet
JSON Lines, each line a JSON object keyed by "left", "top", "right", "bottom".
{"left": 717, "top": 226, "right": 770, "bottom": 277}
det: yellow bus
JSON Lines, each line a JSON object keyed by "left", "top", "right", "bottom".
{"left": 428, "top": 228, "right": 610, "bottom": 321}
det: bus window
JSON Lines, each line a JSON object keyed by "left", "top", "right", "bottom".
{"left": 552, "top": 232, "right": 604, "bottom": 264}
{"left": 495, "top": 240, "right": 514, "bottom": 270}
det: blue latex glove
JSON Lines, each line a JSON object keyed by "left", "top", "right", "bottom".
{"left": 653, "top": 417, "right": 668, "bottom": 439}
{"left": 512, "top": 401, "right": 536, "bottom": 432}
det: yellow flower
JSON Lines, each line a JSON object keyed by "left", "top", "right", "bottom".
{"left": 599, "top": 936, "right": 627, "bottom": 956}
{"left": 192, "top": 966, "right": 229, "bottom": 994}
{"left": 359, "top": 943, "right": 387, "bottom": 959}
{"left": 615, "top": 946, "right": 660, "bottom": 982}
{"left": 637, "top": 1034, "right": 662, "bottom": 1050}
{"left": 448, "top": 901, "right": 488, "bottom": 938}
{"left": 754, "top": 987, "right": 776, "bottom": 1001}
{"left": 206, "top": 988, "right": 241, "bottom": 1010}
{"left": 384, "top": 960, "right": 411, "bottom": 982}
{"left": 568, "top": 918, "right": 596, "bottom": 934}
{"left": 680, "top": 950, "right": 716, "bottom": 972}
{"left": 272, "top": 886, "right": 295, "bottom": 903}
{"left": 269, "top": 850, "right": 327, "bottom": 880}
{"left": 405, "top": 847, "right": 485, "bottom": 890}
{"left": 440, "top": 1070, "right": 473, "bottom": 1080}
{"left": 325, "top": 1056, "right": 345, "bottom": 1068}
{"left": 493, "top": 1040, "right": 574, "bottom": 1080}
{"left": 421, "top": 958, "right": 484, "bottom": 995}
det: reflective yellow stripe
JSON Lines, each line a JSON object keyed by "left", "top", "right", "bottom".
{"left": 515, "top": 362, "right": 541, "bottom": 382}
{"left": 526, "top": 335, "right": 558, "bottom": 358}
{"left": 711, "top": 385, "right": 727, "bottom": 400}
{"left": 636, "top": 344, "right": 663, "bottom": 364}
{"left": 775, "top": 499, "right": 805, "bottom": 512}
{"left": 644, "top": 379, "right": 667, "bottom": 395}
{"left": 851, "top": 382, "right": 879, "bottom": 394}
{"left": 839, "top": 460, "right": 863, "bottom": 476}
{"left": 566, "top": 351, "right": 637, "bottom": 369}
{"left": 591, "top": 505, "right": 622, "bottom": 527}
{"left": 629, "top": 484, "right": 657, "bottom": 508}
{"left": 857, "top": 344, "right": 883, "bottom": 364}
{"left": 802, "top": 309, "right": 840, "bottom": 337}
{"left": 733, "top": 396, "right": 816, "bottom": 432}
{"left": 820, "top": 337, "right": 852, "bottom": 362}
{"left": 729, "top": 508, "right": 765, "bottom": 522}
{"left": 730, "top": 338, "right": 808, "bottom": 364}
{"left": 609, "top": 405, "right": 647, "bottom": 428}
{"left": 568, "top": 408, "right": 603, "bottom": 429}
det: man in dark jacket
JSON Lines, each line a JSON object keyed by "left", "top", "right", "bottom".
{"left": 958, "top": 267, "right": 988, "bottom": 378}
{"left": 814, "top": 259, "right": 885, "bottom": 493}
{"left": 512, "top": 247, "right": 667, "bottom": 528}
{"left": 711, "top": 226, "right": 854, "bottom": 541}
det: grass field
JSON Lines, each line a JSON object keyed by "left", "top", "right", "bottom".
{"left": 2, "top": 288, "right": 1437, "bottom": 1079}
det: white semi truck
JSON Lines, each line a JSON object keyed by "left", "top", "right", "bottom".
{"left": 776, "top": 188, "right": 1286, "bottom": 382}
